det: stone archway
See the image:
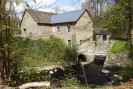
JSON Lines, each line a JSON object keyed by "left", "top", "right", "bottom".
{"left": 78, "top": 54, "right": 86, "bottom": 62}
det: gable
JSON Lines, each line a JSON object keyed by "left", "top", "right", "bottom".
{"left": 76, "top": 10, "right": 93, "bottom": 27}
{"left": 21, "top": 9, "right": 56, "bottom": 25}
{"left": 21, "top": 11, "right": 37, "bottom": 26}
{"left": 78, "top": 10, "right": 93, "bottom": 24}
{"left": 21, "top": 9, "right": 93, "bottom": 25}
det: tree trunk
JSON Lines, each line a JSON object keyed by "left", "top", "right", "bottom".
{"left": 0, "top": 0, "right": 10, "bottom": 82}
{"left": 127, "top": 0, "right": 133, "bottom": 56}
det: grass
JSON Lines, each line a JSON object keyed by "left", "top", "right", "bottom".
{"left": 11, "top": 36, "right": 77, "bottom": 68}
{"left": 110, "top": 39, "right": 130, "bottom": 54}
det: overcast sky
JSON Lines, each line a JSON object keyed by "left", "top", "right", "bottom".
{"left": 9, "top": 0, "right": 85, "bottom": 18}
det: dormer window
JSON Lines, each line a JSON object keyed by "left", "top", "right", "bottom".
{"left": 57, "top": 27, "right": 60, "bottom": 32}
{"left": 67, "top": 26, "right": 70, "bottom": 32}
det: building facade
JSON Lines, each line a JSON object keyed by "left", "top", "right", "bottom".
{"left": 21, "top": 9, "right": 93, "bottom": 46}
{"left": 21, "top": 9, "right": 111, "bottom": 62}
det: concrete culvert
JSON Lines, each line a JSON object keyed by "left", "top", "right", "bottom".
{"left": 78, "top": 54, "right": 86, "bottom": 62}
{"left": 94, "top": 55, "right": 106, "bottom": 65}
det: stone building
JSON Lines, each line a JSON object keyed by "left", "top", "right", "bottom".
{"left": 93, "top": 28, "right": 110, "bottom": 42}
{"left": 21, "top": 9, "right": 93, "bottom": 46}
{"left": 21, "top": 9, "right": 111, "bottom": 62}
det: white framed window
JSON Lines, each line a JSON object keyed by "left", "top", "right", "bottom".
{"left": 67, "top": 40, "right": 71, "bottom": 46}
{"left": 57, "top": 27, "right": 60, "bottom": 32}
{"left": 67, "top": 26, "right": 70, "bottom": 32}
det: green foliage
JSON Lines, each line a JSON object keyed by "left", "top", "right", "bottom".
{"left": 59, "top": 69, "right": 91, "bottom": 89}
{"left": 61, "top": 75, "right": 79, "bottom": 87}
{"left": 9, "top": 69, "right": 49, "bottom": 86}
{"left": 15, "top": 0, "right": 20, "bottom": 6}
{"left": 119, "top": 63, "right": 133, "bottom": 81}
{"left": 19, "top": 69, "right": 49, "bottom": 83}
{"left": 110, "top": 39, "right": 130, "bottom": 54}
{"left": 101, "top": 0, "right": 133, "bottom": 38}
{"left": 10, "top": 36, "right": 77, "bottom": 68}
{"left": 101, "top": 6, "right": 128, "bottom": 38}
{"left": 60, "top": 69, "right": 80, "bottom": 87}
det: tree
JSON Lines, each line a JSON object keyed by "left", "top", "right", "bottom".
{"left": 127, "top": 0, "right": 133, "bottom": 55}
{"left": 82, "top": 0, "right": 116, "bottom": 27}
{"left": 0, "top": 0, "right": 10, "bottom": 82}
{"left": 0, "top": 0, "right": 33, "bottom": 83}
{"left": 101, "top": 0, "right": 133, "bottom": 54}
{"left": 0, "top": 0, "right": 60, "bottom": 83}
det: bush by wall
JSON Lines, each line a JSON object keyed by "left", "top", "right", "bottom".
{"left": 10, "top": 36, "right": 77, "bottom": 68}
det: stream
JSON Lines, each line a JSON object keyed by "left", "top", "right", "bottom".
{"left": 50, "top": 57, "right": 122, "bottom": 87}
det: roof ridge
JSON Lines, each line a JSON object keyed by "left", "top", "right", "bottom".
{"left": 52, "top": 9, "right": 85, "bottom": 16}
{"left": 26, "top": 9, "right": 56, "bottom": 14}
{"left": 23, "top": 9, "right": 89, "bottom": 24}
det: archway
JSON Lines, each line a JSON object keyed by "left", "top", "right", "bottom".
{"left": 78, "top": 54, "right": 86, "bottom": 62}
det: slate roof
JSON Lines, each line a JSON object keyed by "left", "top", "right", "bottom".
{"left": 94, "top": 28, "right": 109, "bottom": 35}
{"left": 23, "top": 9, "right": 89, "bottom": 24}
{"left": 51, "top": 9, "right": 85, "bottom": 24}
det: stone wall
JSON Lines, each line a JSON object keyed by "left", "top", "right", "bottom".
{"left": 21, "top": 11, "right": 95, "bottom": 63}
{"left": 21, "top": 11, "right": 93, "bottom": 46}
{"left": 21, "top": 12, "right": 53, "bottom": 39}
{"left": 21, "top": 12, "right": 38, "bottom": 38}
{"left": 104, "top": 53, "right": 131, "bottom": 67}
{"left": 51, "top": 11, "right": 93, "bottom": 46}
{"left": 37, "top": 24, "right": 52, "bottom": 39}
{"left": 75, "top": 11, "right": 93, "bottom": 45}
{"left": 96, "top": 35, "right": 110, "bottom": 42}
{"left": 51, "top": 23, "right": 75, "bottom": 45}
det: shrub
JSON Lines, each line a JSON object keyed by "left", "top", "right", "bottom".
{"left": 119, "top": 63, "right": 133, "bottom": 81}
{"left": 9, "top": 69, "right": 49, "bottom": 86}
{"left": 60, "top": 69, "right": 80, "bottom": 87}
{"left": 10, "top": 36, "right": 77, "bottom": 68}
{"left": 18, "top": 69, "right": 49, "bottom": 83}
{"left": 9, "top": 36, "right": 77, "bottom": 86}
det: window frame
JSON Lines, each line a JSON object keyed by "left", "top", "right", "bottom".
{"left": 67, "top": 26, "right": 70, "bottom": 32}
{"left": 103, "top": 35, "right": 107, "bottom": 41}
{"left": 57, "top": 27, "right": 60, "bottom": 32}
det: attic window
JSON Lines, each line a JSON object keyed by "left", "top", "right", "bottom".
{"left": 23, "top": 28, "right": 26, "bottom": 31}
{"left": 67, "top": 26, "right": 70, "bottom": 32}
{"left": 57, "top": 27, "right": 60, "bottom": 32}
